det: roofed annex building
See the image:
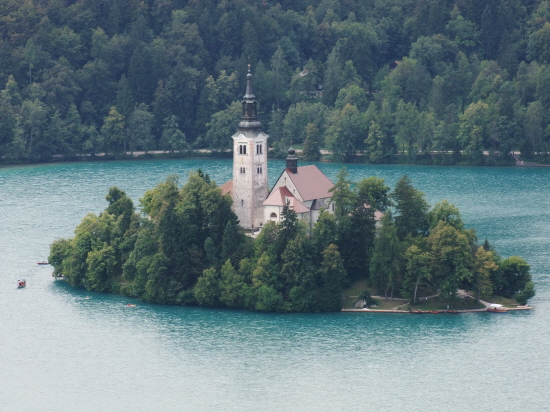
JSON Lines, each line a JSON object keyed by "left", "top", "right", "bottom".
{"left": 221, "top": 69, "right": 335, "bottom": 231}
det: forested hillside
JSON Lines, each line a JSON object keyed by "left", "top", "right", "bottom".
{"left": 1, "top": 0, "right": 550, "bottom": 164}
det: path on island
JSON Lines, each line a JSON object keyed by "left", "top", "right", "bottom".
{"left": 457, "top": 289, "right": 491, "bottom": 308}
{"left": 352, "top": 290, "right": 493, "bottom": 312}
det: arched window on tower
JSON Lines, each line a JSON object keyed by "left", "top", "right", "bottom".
{"left": 256, "top": 144, "right": 262, "bottom": 154}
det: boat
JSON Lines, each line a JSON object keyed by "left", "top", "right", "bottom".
{"left": 37, "top": 261, "right": 49, "bottom": 265}
{"left": 429, "top": 310, "right": 442, "bottom": 314}
{"left": 17, "top": 279, "right": 26, "bottom": 288}
{"left": 409, "top": 309, "right": 425, "bottom": 314}
{"left": 487, "top": 304, "right": 508, "bottom": 313}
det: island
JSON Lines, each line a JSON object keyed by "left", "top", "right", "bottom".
{"left": 49, "top": 169, "right": 535, "bottom": 313}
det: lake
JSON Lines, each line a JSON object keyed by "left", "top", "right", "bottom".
{"left": 1, "top": 158, "right": 549, "bottom": 411}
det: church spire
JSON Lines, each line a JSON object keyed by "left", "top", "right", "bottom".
{"left": 239, "top": 65, "right": 261, "bottom": 134}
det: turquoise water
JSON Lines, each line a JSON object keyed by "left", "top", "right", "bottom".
{"left": 1, "top": 159, "right": 549, "bottom": 411}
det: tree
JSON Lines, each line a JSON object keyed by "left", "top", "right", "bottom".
{"left": 515, "top": 281, "right": 535, "bottom": 305}
{"left": 523, "top": 100, "right": 544, "bottom": 158}
{"left": 279, "top": 234, "right": 309, "bottom": 284}
{"left": 325, "top": 103, "right": 364, "bottom": 162}
{"left": 529, "top": 21, "right": 550, "bottom": 64}
{"left": 328, "top": 167, "right": 354, "bottom": 220}
{"left": 203, "top": 101, "right": 240, "bottom": 150}
{"left": 106, "top": 186, "right": 134, "bottom": 233}
{"left": 41, "top": 58, "right": 81, "bottom": 113}
{"left": 458, "top": 101, "right": 489, "bottom": 164}
{"left": 354, "top": 176, "right": 391, "bottom": 213}
{"left": 471, "top": 246, "right": 497, "bottom": 303}
{"left": 370, "top": 211, "right": 403, "bottom": 300}
{"left": 270, "top": 46, "right": 291, "bottom": 110}
{"left": 283, "top": 102, "right": 328, "bottom": 146}
{"left": 194, "top": 267, "right": 222, "bottom": 306}
{"left": 364, "top": 121, "right": 384, "bottom": 163}
{"left": 302, "top": 123, "right": 321, "bottom": 161}
{"left": 159, "top": 115, "right": 187, "bottom": 152}
{"left": 126, "top": 103, "right": 154, "bottom": 153}
{"left": 495, "top": 256, "right": 532, "bottom": 298}
{"left": 84, "top": 242, "right": 116, "bottom": 292}
{"left": 221, "top": 217, "right": 242, "bottom": 266}
{"left": 101, "top": 106, "right": 125, "bottom": 155}
{"left": 116, "top": 74, "right": 135, "bottom": 121}
{"left": 220, "top": 259, "right": 251, "bottom": 308}
{"left": 427, "top": 221, "right": 472, "bottom": 307}
{"left": 252, "top": 252, "right": 284, "bottom": 312}
{"left": 402, "top": 244, "right": 431, "bottom": 304}
{"left": 395, "top": 100, "right": 421, "bottom": 159}
{"left": 275, "top": 204, "right": 300, "bottom": 261}
{"left": 19, "top": 98, "right": 48, "bottom": 157}
{"left": 323, "top": 43, "right": 345, "bottom": 106}
{"left": 392, "top": 175, "right": 429, "bottom": 240}
{"left": 428, "top": 200, "right": 464, "bottom": 231}
{"left": 319, "top": 244, "right": 345, "bottom": 312}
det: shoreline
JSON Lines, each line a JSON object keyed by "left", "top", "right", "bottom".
{"left": 341, "top": 306, "right": 533, "bottom": 314}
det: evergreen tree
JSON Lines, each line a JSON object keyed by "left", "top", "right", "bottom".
{"left": 319, "top": 244, "right": 345, "bottom": 312}
{"left": 302, "top": 123, "right": 321, "bottom": 161}
{"left": 370, "top": 212, "right": 403, "bottom": 300}
{"left": 392, "top": 175, "right": 430, "bottom": 240}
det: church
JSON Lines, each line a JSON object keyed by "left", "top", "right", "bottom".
{"left": 221, "top": 68, "right": 335, "bottom": 231}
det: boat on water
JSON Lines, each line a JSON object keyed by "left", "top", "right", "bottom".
{"left": 409, "top": 309, "right": 425, "bottom": 314}
{"left": 17, "top": 279, "right": 26, "bottom": 288}
{"left": 487, "top": 303, "right": 508, "bottom": 313}
{"left": 37, "top": 261, "right": 49, "bottom": 265}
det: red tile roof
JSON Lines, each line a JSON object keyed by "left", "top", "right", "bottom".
{"left": 263, "top": 186, "right": 310, "bottom": 213}
{"left": 263, "top": 185, "right": 291, "bottom": 206}
{"left": 286, "top": 165, "right": 333, "bottom": 201}
{"left": 220, "top": 180, "right": 233, "bottom": 196}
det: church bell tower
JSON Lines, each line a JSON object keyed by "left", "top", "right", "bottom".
{"left": 232, "top": 66, "right": 268, "bottom": 230}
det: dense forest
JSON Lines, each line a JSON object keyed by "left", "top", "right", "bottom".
{"left": 49, "top": 170, "right": 536, "bottom": 311}
{"left": 1, "top": 0, "right": 550, "bottom": 164}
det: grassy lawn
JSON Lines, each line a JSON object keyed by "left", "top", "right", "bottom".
{"left": 342, "top": 279, "right": 408, "bottom": 310}
{"left": 341, "top": 280, "right": 521, "bottom": 311}
{"left": 406, "top": 296, "right": 485, "bottom": 311}
{"left": 482, "top": 294, "right": 519, "bottom": 307}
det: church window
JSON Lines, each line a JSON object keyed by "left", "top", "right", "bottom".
{"left": 257, "top": 167, "right": 262, "bottom": 174}
{"left": 270, "top": 212, "right": 277, "bottom": 218}
{"left": 256, "top": 144, "right": 262, "bottom": 154}
{"left": 240, "top": 167, "right": 245, "bottom": 173}
{"left": 241, "top": 200, "right": 244, "bottom": 207}
{"left": 239, "top": 144, "right": 247, "bottom": 155}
